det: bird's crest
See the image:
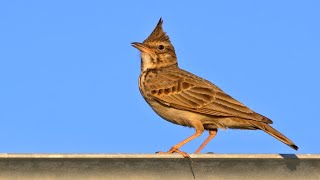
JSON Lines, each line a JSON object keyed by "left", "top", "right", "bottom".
{"left": 143, "top": 18, "right": 171, "bottom": 43}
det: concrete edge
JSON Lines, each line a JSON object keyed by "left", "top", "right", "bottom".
{"left": 0, "top": 154, "right": 319, "bottom": 159}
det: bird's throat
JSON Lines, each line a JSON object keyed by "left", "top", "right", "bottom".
{"left": 140, "top": 53, "right": 178, "bottom": 72}
{"left": 141, "top": 53, "right": 157, "bottom": 72}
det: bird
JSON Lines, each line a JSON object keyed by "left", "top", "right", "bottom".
{"left": 131, "top": 18, "right": 298, "bottom": 157}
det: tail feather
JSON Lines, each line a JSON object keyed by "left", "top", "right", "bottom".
{"left": 249, "top": 121, "right": 298, "bottom": 150}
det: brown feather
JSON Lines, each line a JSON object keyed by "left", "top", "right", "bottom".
{"left": 248, "top": 121, "right": 298, "bottom": 150}
{"left": 143, "top": 18, "right": 171, "bottom": 43}
{"left": 144, "top": 66, "right": 270, "bottom": 123}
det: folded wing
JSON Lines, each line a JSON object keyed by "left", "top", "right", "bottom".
{"left": 144, "top": 68, "right": 272, "bottom": 124}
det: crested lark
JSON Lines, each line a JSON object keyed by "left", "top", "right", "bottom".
{"left": 132, "top": 18, "right": 298, "bottom": 157}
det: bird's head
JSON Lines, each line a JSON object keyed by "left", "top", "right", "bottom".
{"left": 132, "top": 18, "right": 178, "bottom": 72}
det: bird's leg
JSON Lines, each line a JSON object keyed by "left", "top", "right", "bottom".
{"left": 157, "top": 130, "right": 203, "bottom": 159}
{"left": 194, "top": 129, "right": 218, "bottom": 154}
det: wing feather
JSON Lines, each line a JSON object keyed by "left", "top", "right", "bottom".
{"left": 143, "top": 67, "right": 271, "bottom": 123}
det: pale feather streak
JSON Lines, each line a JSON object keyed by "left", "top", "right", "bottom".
{"left": 180, "top": 91, "right": 205, "bottom": 107}
{"left": 173, "top": 93, "right": 199, "bottom": 107}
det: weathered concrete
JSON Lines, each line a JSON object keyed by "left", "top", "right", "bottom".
{"left": 0, "top": 154, "right": 319, "bottom": 180}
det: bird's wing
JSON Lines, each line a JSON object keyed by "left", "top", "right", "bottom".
{"left": 144, "top": 68, "right": 271, "bottom": 123}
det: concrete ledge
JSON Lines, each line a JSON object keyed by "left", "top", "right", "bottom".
{"left": 0, "top": 154, "right": 319, "bottom": 179}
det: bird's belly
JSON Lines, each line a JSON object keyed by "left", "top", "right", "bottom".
{"left": 147, "top": 100, "right": 216, "bottom": 128}
{"left": 146, "top": 99, "right": 256, "bottom": 130}
{"left": 150, "top": 103, "right": 195, "bottom": 127}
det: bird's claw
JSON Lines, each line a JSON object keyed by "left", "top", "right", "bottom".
{"left": 156, "top": 147, "right": 192, "bottom": 160}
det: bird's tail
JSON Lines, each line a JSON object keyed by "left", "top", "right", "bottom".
{"left": 249, "top": 121, "right": 298, "bottom": 150}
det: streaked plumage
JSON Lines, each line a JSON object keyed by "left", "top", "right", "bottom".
{"left": 132, "top": 18, "right": 298, "bottom": 156}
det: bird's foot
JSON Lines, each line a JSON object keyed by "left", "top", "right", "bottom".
{"left": 156, "top": 146, "right": 191, "bottom": 160}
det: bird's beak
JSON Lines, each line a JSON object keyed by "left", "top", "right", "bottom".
{"left": 131, "top": 42, "right": 153, "bottom": 54}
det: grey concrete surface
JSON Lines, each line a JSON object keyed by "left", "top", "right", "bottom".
{"left": 0, "top": 154, "right": 319, "bottom": 180}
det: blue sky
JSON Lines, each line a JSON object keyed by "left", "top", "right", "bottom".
{"left": 0, "top": 1, "right": 319, "bottom": 154}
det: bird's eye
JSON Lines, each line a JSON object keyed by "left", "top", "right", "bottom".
{"left": 158, "top": 45, "right": 165, "bottom": 50}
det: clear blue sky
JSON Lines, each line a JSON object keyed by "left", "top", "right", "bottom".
{"left": 0, "top": 1, "right": 319, "bottom": 154}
